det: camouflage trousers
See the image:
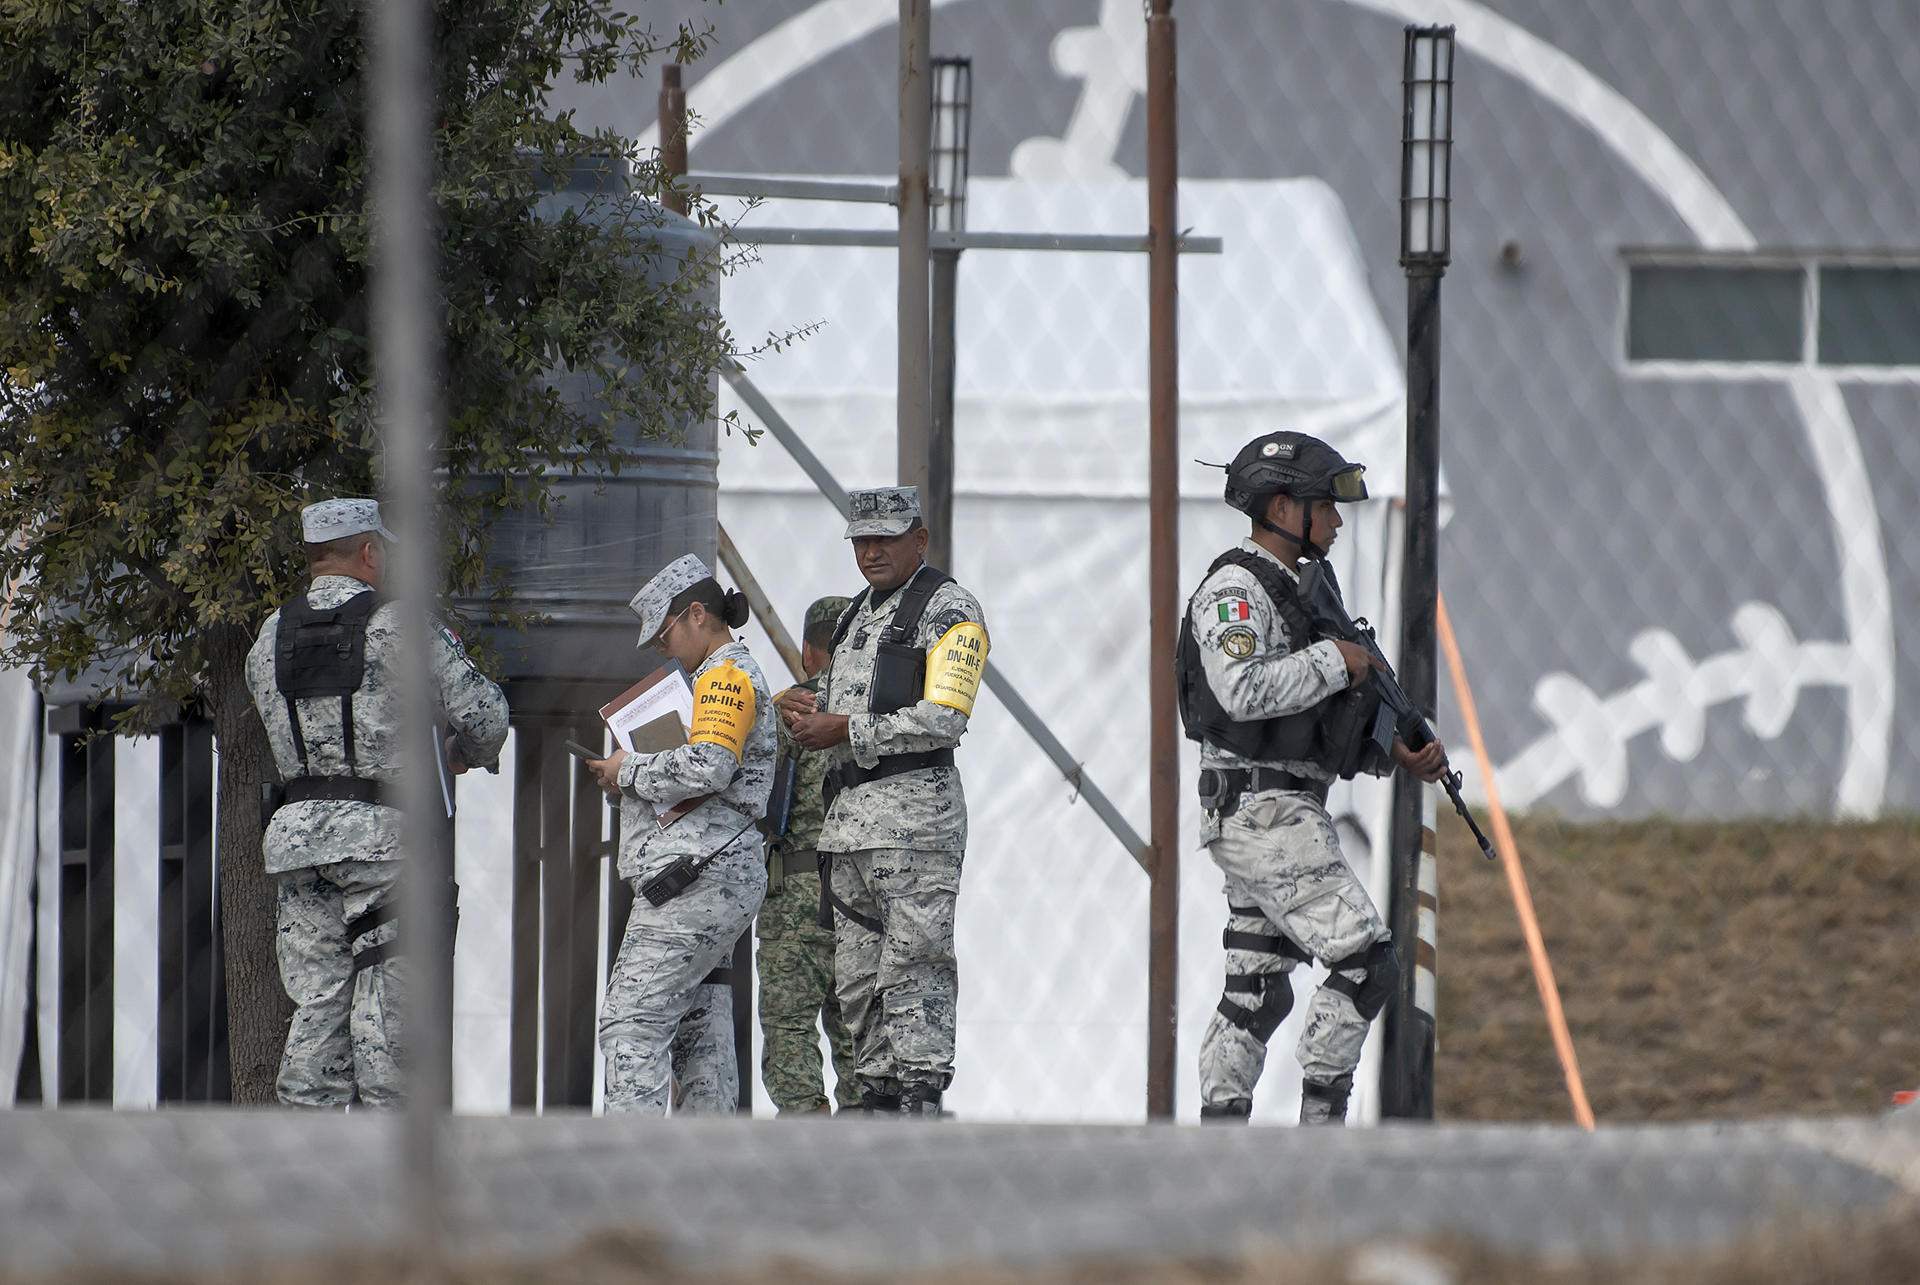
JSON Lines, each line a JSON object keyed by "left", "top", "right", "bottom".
{"left": 600, "top": 841, "right": 765, "bottom": 1115}
{"left": 757, "top": 868, "right": 860, "bottom": 1113}
{"left": 827, "top": 847, "right": 962, "bottom": 1094}
{"left": 669, "top": 980, "right": 737, "bottom": 1115}
{"left": 274, "top": 860, "right": 405, "bottom": 1108}
{"left": 1197, "top": 789, "right": 1390, "bottom": 1109}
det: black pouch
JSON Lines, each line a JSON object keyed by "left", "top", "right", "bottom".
{"left": 1316, "top": 686, "right": 1390, "bottom": 779}
{"left": 871, "top": 640, "right": 926, "bottom": 714}
{"left": 259, "top": 781, "right": 285, "bottom": 818}
{"left": 822, "top": 762, "right": 847, "bottom": 817}
{"left": 639, "top": 855, "right": 699, "bottom": 908}
{"left": 816, "top": 852, "right": 835, "bottom": 930}
{"left": 1197, "top": 768, "right": 1228, "bottom": 815}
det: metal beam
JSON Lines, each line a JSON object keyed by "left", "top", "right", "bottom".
{"left": 717, "top": 524, "right": 807, "bottom": 682}
{"left": 729, "top": 227, "right": 1223, "bottom": 254}
{"left": 722, "top": 365, "right": 1151, "bottom": 870}
{"left": 685, "top": 172, "right": 947, "bottom": 207}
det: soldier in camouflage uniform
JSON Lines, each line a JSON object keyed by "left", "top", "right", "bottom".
{"left": 787, "top": 488, "right": 989, "bottom": 1119}
{"left": 759, "top": 595, "right": 861, "bottom": 1115}
{"left": 1183, "top": 434, "right": 1447, "bottom": 1125}
{"left": 246, "top": 498, "right": 509, "bottom": 1108}
{"left": 588, "top": 555, "right": 774, "bottom": 1115}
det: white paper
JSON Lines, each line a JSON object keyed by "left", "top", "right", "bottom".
{"left": 605, "top": 666, "right": 694, "bottom": 754}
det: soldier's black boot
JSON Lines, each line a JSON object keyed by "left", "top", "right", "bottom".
{"left": 1199, "top": 1098, "right": 1253, "bottom": 1124}
{"left": 1299, "top": 1076, "right": 1352, "bottom": 1126}
{"left": 855, "top": 1086, "right": 901, "bottom": 1116}
{"left": 899, "top": 1083, "right": 944, "bottom": 1119}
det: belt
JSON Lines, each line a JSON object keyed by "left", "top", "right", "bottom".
{"left": 775, "top": 847, "right": 820, "bottom": 874}
{"left": 1200, "top": 767, "right": 1330, "bottom": 817}
{"left": 827, "top": 749, "right": 954, "bottom": 793}
{"left": 282, "top": 776, "right": 393, "bottom": 806}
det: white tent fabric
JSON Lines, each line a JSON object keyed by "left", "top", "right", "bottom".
{"left": 714, "top": 178, "right": 1431, "bottom": 1120}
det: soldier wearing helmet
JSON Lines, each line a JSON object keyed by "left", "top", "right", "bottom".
{"left": 1179, "top": 431, "right": 1447, "bottom": 1125}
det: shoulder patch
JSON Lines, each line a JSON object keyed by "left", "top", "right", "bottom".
{"left": 926, "top": 606, "right": 974, "bottom": 638}
{"left": 1218, "top": 625, "right": 1258, "bottom": 659}
{"left": 1214, "top": 597, "right": 1254, "bottom": 624}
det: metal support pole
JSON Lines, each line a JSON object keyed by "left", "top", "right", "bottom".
{"left": 1144, "top": 0, "right": 1180, "bottom": 1122}
{"left": 897, "top": 0, "right": 933, "bottom": 494}
{"left": 718, "top": 524, "right": 806, "bottom": 682}
{"left": 660, "top": 65, "right": 689, "bottom": 216}
{"left": 1383, "top": 267, "right": 1444, "bottom": 1119}
{"left": 369, "top": 0, "right": 450, "bottom": 1249}
{"left": 928, "top": 247, "right": 960, "bottom": 570}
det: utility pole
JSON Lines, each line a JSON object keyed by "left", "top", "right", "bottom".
{"left": 1144, "top": 0, "right": 1180, "bottom": 1122}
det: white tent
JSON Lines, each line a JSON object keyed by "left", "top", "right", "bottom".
{"left": 714, "top": 177, "right": 1425, "bottom": 1121}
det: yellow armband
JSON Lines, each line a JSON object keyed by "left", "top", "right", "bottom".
{"left": 690, "top": 662, "right": 755, "bottom": 759}
{"left": 924, "top": 621, "right": 989, "bottom": 716}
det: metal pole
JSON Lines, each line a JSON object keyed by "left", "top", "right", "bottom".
{"left": 897, "top": 0, "right": 933, "bottom": 494}
{"left": 1383, "top": 266, "right": 1443, "bottom": 1119}
{"left": 368, "top": 0, "right": 449, "bottom": 1254}
{"left": 1144, "top": 0, "right": 1180, "bottom": 1123}
{"left": 660, "top": 64, "right": 688, "bottom": 216}
{"left": 928, "top": 247, "right": 959, "bottom": 569}
{"left": 718, "top": 524, "right": 806, "bottom": 682}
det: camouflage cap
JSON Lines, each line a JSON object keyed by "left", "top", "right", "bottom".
{"left": 844, "top": 486, "right": 921, "bottom": 539}
{"left": 301, "top": 498, "right": 395, "bottom": 544}
{"left": 628, "top": 553, "right": 713, "bottom": 647}
{"left": 804, "top": 595, "right": 853, "bottom": 633}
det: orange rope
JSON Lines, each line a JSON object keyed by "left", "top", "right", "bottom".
{"left": 1437, "top": 592, "right": 1597, "bottom": 1131}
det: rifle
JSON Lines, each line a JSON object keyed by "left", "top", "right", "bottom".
{"left": 1298, "top": 560, "right": 1495, "bottom": 861}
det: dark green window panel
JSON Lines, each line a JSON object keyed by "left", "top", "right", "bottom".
{"left": 1627, "top": 265, "right": 1803, "bottom": 363}
{"left": 1818, "top": 266, "right": 1920, "bottom": 366}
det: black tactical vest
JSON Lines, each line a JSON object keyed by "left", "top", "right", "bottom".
{"left": 1177, "top": 549, "right": 1323, "bottom": 763}
{"left": 273, "top": 589, "right": 383, "bottom": 777}
{"left": 828, "top": 565, "right": 954, "bottom": 714}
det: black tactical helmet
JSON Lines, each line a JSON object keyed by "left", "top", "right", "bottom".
{"left": 1222, "top": 431, "right": 1368, "bottom": 518}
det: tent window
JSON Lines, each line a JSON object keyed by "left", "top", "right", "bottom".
{"left": 1817, "top": 266, "right": 1920, "bottom": 367}
{"left": 1626, "top": 265, "right": 1804, "bottom": 364}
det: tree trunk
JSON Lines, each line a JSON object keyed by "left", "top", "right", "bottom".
{"left": 203, "top": 623, "right": 290, "bottom": 1104}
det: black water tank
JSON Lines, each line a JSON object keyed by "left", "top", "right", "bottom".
{"left": 463, "top": 158, "right": 721, "bottom": 712}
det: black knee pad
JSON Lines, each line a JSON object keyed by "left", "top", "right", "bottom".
{"left": 1217, "top": 971, "right": 1295, "bottom": 1043}
{"left": 1300, "top": 1074, "right": 1353, "bottom": 1124}
{"left": 1199, "top": 1098, "right": 1252, "bottom": 1123}
{"left": 1325, "top": 939, "right": 1401, "bottom": 1021}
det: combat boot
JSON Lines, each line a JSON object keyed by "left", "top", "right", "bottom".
{"left": 899, "top": 1083, "right": 944, "bottom": 1119}
{"left": 1199, "top": 1098, "right": 1252, "bottom": 1124}
{"left": 1299, "top": 1076, "right": 1352, "bottom": 1126}
{"left": 854, "top": 1086, "right": 901, "bottom": 1116}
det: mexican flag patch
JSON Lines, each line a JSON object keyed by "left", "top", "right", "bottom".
{"left": 1217, "top": 599, "right": 1252, "bottom": 623}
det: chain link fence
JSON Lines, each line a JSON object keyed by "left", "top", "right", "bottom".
{"left": 4, "top": 0, "right": 1920, "bottom": 1278}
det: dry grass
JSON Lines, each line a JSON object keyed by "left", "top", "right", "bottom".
{"left": 1434, "top": 812, "right": 1920, "bottom": 1122}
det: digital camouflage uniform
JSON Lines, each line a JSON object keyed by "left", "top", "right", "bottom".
{"left": 600, "top": 555, "right": 774, "bottom": 1115}
{"left": 669, "top": 975, "right": 738, "bottom": 1114}
{"left": 758, "top": 637, "right": 861, "bottom": 1115}
{"left": 245, "top": 500, "right": 508, "bottom": 1108}
{"left": 818, "top": 488, "right": 988, "bottom": 1109}
{"left": 1191, "top": 536, "right": 1394, "bottom": 1125}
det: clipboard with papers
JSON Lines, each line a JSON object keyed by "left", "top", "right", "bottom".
{"left": 597, "top": 663, "right": 703, "bottom": 822}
